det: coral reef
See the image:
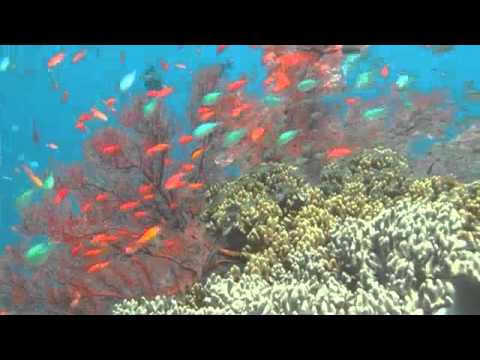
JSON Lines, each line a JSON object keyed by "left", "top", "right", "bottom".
{"left": 113, "top": 147, "right": 480, "bottom": 315}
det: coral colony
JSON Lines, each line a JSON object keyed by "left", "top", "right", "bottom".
{"left": 1, "top": 45, "right": 480, "bottom": 315}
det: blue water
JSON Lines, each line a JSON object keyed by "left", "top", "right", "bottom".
{"left": 0, "top": 44, "right": 479, "bottom": 250}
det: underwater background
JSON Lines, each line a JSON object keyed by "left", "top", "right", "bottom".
{"left": 1, "top": 45, "right": 480, "bottom": 314}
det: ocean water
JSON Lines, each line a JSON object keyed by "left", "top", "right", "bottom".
{"left": 1, "top": 45, "right": 479, "bottom": 315}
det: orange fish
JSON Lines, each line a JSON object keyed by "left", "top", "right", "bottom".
{"left": 216, "top": 45, "right": 228, "bottom": 54}
{"left": 271, "top": 71, "right": 291, "bottom": 93}
{"left": 227, "top": 78, "right": 248, "bottom": 92}
{"left": 95, "top": 193, "right": 109, "bottom": 202}
{"left": 54, "top": 187, "right": 69, "bottom": 206}
{"left": 326, "top": 147, "right": 353, "bottom": 159}
{"left": 191, "top": 147, "right": 206, "bottom": 161}
{"left": 101, "top": 144, "right": 122, "bottom": 156}
{"left": 119, "top": 201, "right": 141, "bottom": 212}
{"left": 178, "top": 135, "right": 194, "bottom": 145}
{"left": 164, "top": 172, "right": 187, "bottom": 190}
{"left": 147, "top": 86, "right": 174, "bottom": 98}
{"left": 188, "top": 182, "right": 204, "bottom": 190}
{"left": 91, "top": 107, "right": 108, "bottom": 121}
{"left": 380, "top": 64, "right": 389, "bottom": 78}
{"left": 197, "top": 106, "right": 213, "bottom": 115}
{"left": 80, "top": 201, "right": 93, "bottom": 213}
{"left": 146, "top": 143, "right": 170, "bottom": 156}
{"left": 175, "top": 63, "right": 187, "bottom": 69}
{"left": 180, "top": 163, "right": 195, "bottom": 172}
{"left": 138, "top": 184, "right": 154, "bottom": 195}
{"left": 134, "top": 211, "right": 149, "bottom": 219}
{"left": 345, "top": 97, "right": 360, "bottom": 106}
{"left": 136, "top": 225, "right": 162, "bottom": 246}
{"left": 72, "top": 49, "right": 87, "bottom": 64}
{"left": 83, "top": 248, "right": 106, "bottom": 257}
{"left": 46, "top": 143, "right": 59, "bottom": 150}
{"left": 62, "top": 90, "right": 69, "bottom": 104}
{"left": 160, "top": 60, "right": 169, "bottom": 71}
{"left": 48, "top": 52, "right": 65, "bottom": 69}
{"left": 22, "top": 165, "right": 43, "bottom": 188}
{"left": 250, "top": 127, "right": 265, "bottom": 142}
{"left": 86, "top": 261, "right": 110, "bottom": 273}
{"left": 91, "top": 233, "right": 119, "bottom": 245}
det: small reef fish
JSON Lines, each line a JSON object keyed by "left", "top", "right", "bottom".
{"left": 80, "top": 202, "right": 93, "bottom": 213}
{"left": 22, "top": 165, "right": 43, "bottom": 188}
{"left": 326, "top": 146, "right": 353, "bottom": 159}
{"left": 48, "top": 52, "right": 65, "bottom": 69}
{"left": 72, "top": 49, "right": 87, "bottom": 64}
{"left": 192, "top": 122, "right": 219, "bottom": 139}
{"left": 188, "top": 182, "right": 204, "bottom": 190}
{"left": 297, "top": 79, "right": 318, "bottom": 92}
{"left": 216, "top": 45, "right": 228, "bottom": 54}
{"left": 53, "top": 187, "right": 69, "bottom": 206}
{"left": 191, "top": 146, "right": 207, "bottom": 160}
{"left": 147, "top": 86, "right": 173, "bottom": 98}
{"left": 95, "top": 192, "right": 109, "bottom": 202}
{"left": 180, "top": 163, "right": 195, "bottom": 172}
{"left": 202, "top": 92, "right": 222, "bottom": 106}
{"left": 380, "top": 64, "right": 389, "bottom": 78}
{"left": 146, "top": 143, "right": 170, "bottom": 156}
{"left": 250, "top": 127, "right": 265, "bottom": 142}
{"left": 178, "top": 135, "right": 194, "bottom": 145}
{"left": 91, "top": 107, "right": 108, "bottom": 121}
{"left": 86, "top": 261, "right": 110, "bottom": 273}
{"left": 120, "top": 70, "right": 136, "bottom": 92}
{"left": 103, "top": 97, "right": 117, "bottom": 112}
{"left": 175, "top": 64, "right": 187, "bottom": 69}
{"left": 164, "top": 172, "right": 187, "bottom": 190}
{"left": 277, "top": 130, "right": 300, "bottom": 146}
{"left": 223, "top": 128, "right": 247, "bottom": 147}
{"left": 0, "top": 57, "right": 10, "bottom": 72}
{"left": 138, "top": 184, "right": 154, "bottom": 195}
{"left": 119, "top": 201, "right": 141, "bottom": 212}
{"left": 227, "top": 78, "right": 247, "bottom": 92}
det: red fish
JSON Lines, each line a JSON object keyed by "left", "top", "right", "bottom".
{"left": 101, "top": 144, "right": 122, "bottom": 156}
{"left": 326, "top": 147, "right": 353, "bottom": 159}
{"left": 91, "top": 233, "right": 119, "bottom": 245}
{"left": 80, "top": 201, "right": 93, "bottom": 213}
{"left": 119, "top": 201, "right": 141, "bottom": 212}
{"left": 380, "top": 64, "right": 389, "bottom": 78}
{"left": 78, "top": 112, "right": 93, "bottom": 123}
{"left": 134, "top": 211, "right": 149, "bottom": 219}
{"left": 72, "top": 49, "right": 87, "bottom": 64}
{"left": 71, "top": 243, "right": 83, "bottom": 257}
{"left": 147, "top": 86, "right": 174, "bottom": 98}
{"left": 217, "top": 45, "right": 228, "bottom": 54}
{"left": 227, "top": 78, "right": 248, "bottom": 92}
{"left": 160, "top": 60, "right": 169, "bottom": 71}
{"left": 164, "top": 172, "right": 187, "bottom": 190}
{"left": 199, "top": 109, "right": 215, "bottom": 121}
{"left": 54, "top": 187, "right": 69, "bottom": 206}
{"left": 178, "top": 135, "right": 194, "bottom": 145}
{"left": 75, "top": 121, "right": 87, "bottom": 132}
{"left": 48, "top": 52, "right": 65, "bottom": 69}
{"left": 138, "top": 184, "right": 154, "bottom": 195}
{"left": 180, "top": 163, "right": 195, "bottom": 172}
{"left": 83, "top": 248, "right": 106, "bottom": 257}
{"left": 86, "top": 261, "right": 110, "bottom": 273}
{"left": 231, "top": 103, "right": 253, "bottom": 118}
{"left": 95, "top": 193, "right": 109, "bottom": 202}
{"left": 62, "top": 90, "right": 69, "bottom": 104}
{"left": 143, "top": 194, "right": 155, "bottom": 201}
{"left": 345, "top": 97, "right": 360, "bottom": 106}
{"left": 103, "top": 97, "right": 117, "bottom": 112}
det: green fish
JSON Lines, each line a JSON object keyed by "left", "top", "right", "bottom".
{"left": 362, "top": 106, "right": 387, "bottom": 121}
{"left": 16, "top": 189, "right": 35, "bottom": 210}
{"left": 192, "top": 122, "right": 219, "bottom": 139}
{"left": 43, "top": 174, "right": 55, "bottom": 190}
{"left": 277, "top": 130, "right": 300, "bottom": 146}
{"left": 264, "top": 94, "right": 283, "bottom": 107}
{"left": 202, "top": 91, "right": 222, "bottom": 106}
{"left": 297, "top": 79, "right": 318, "bottom": 92}
{"left": 395, "top": 74, "right": 412, "bottom": 90}
{"left": 24, "top": 242, "right": 54, "bottom": 266}
{"left": 223, "top": 128, "right": 247, "bottom": 147}
{"left": 355, "top": 71, "right": 374, "bottom": 89}
{"left": 143, "top": 99, "right": 157, "bottom": 117}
